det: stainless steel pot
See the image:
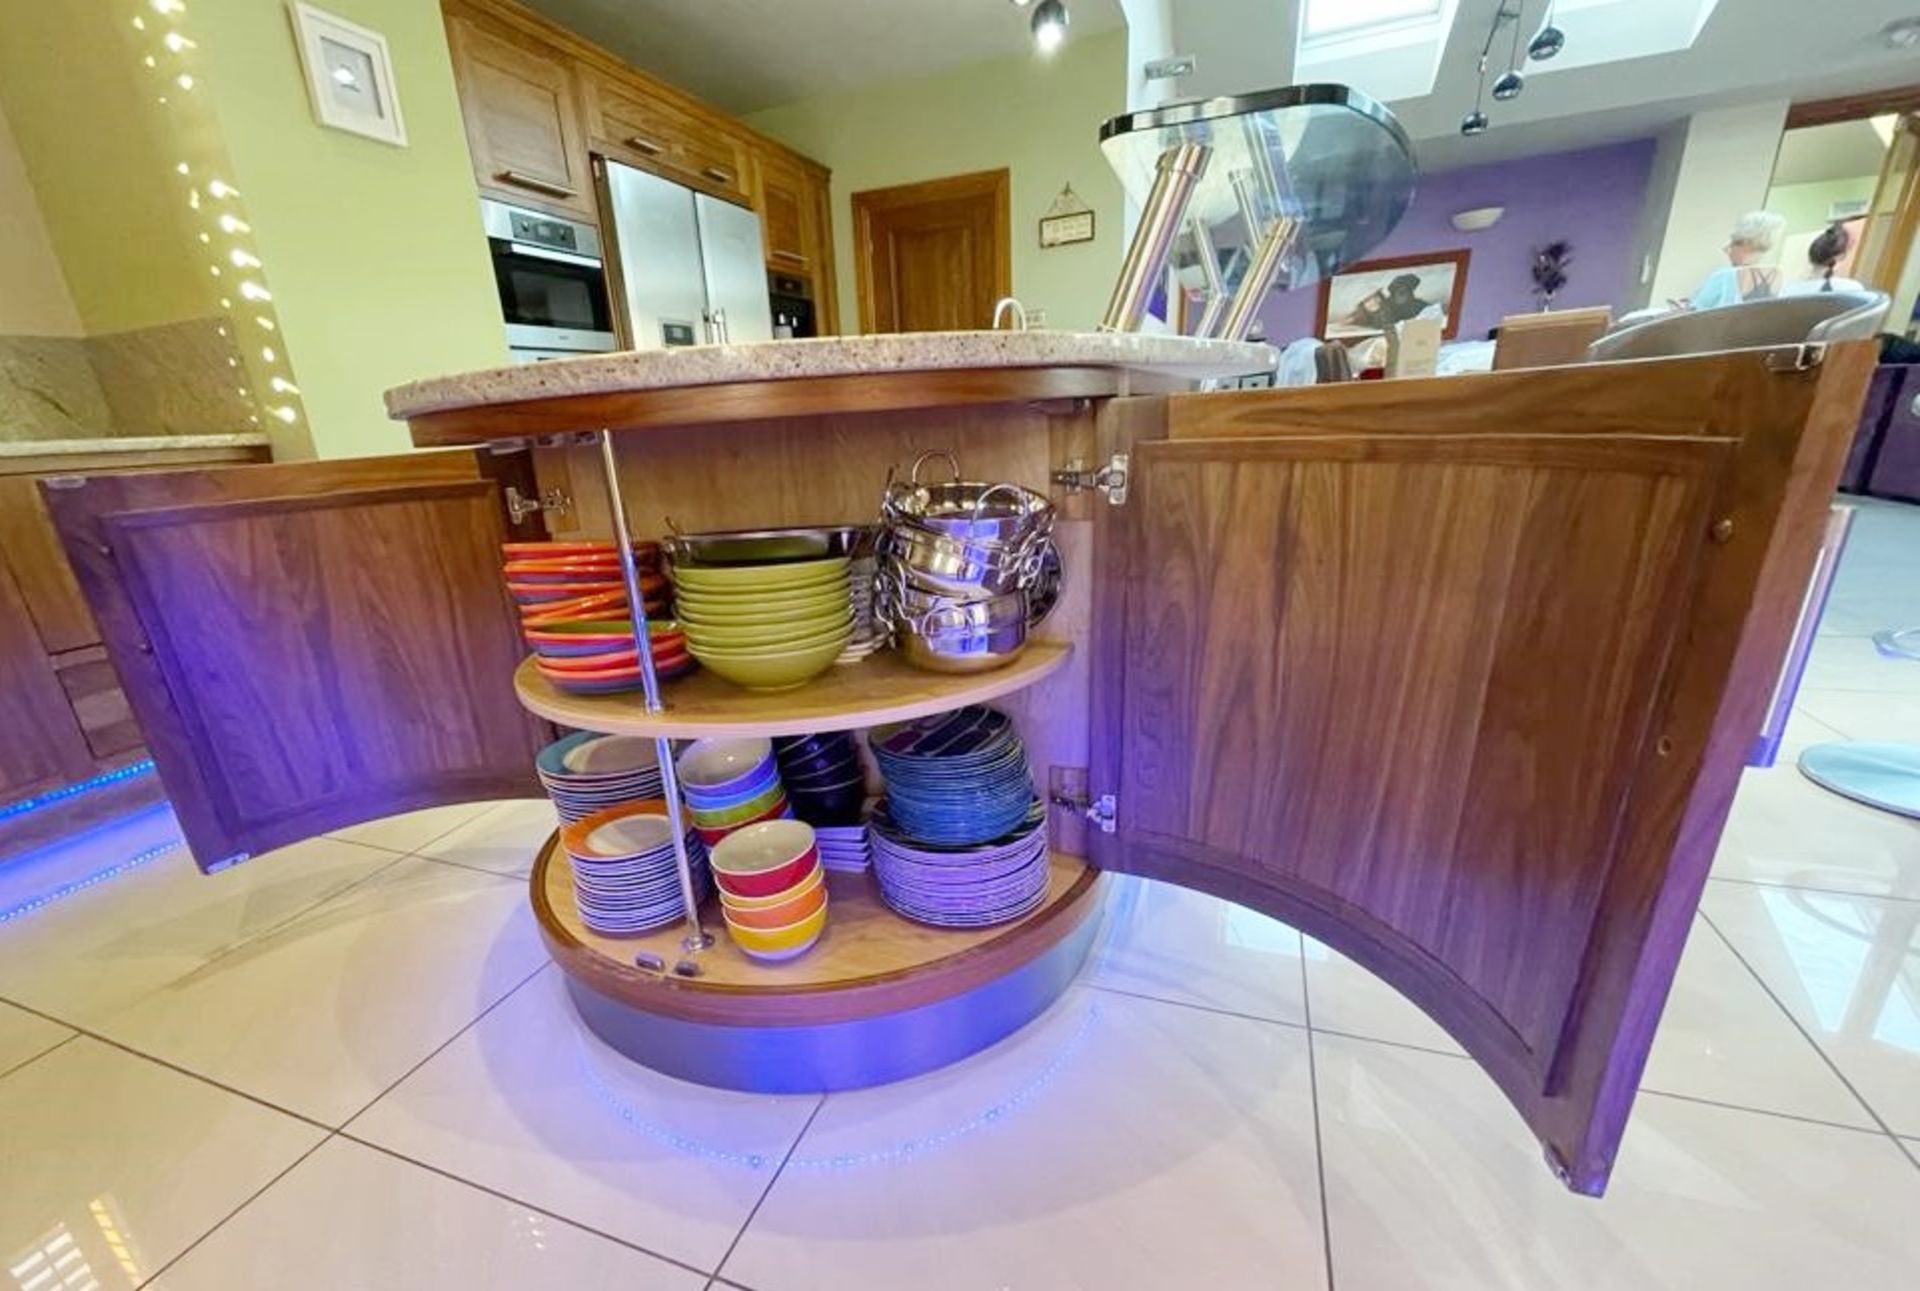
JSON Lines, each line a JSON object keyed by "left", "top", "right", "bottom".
{"left": 882, "top": 452, "right": 1055, "bottom": 547}
{"left": 894, "top": 588, "right": 1030, "bottom": 674}
{"left": 878, "top": 524, "right": 1049, "bottom": 598}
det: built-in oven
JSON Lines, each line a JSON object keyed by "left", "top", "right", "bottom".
{"left": 482, "top": 198, "right": 618, "bottom": 363}
{"left": 768, "top": 270, "right": 817, "bottom": 340}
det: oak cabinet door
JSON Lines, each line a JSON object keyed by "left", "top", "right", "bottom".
{"left": 447, "top": 10, "right": 594, "bottom": 218}
{"left": 1087, "top": 344, "right": 1875, "bottom": 1193}
{"left": 44, "top": 453, "right": 549, "bottom": 871}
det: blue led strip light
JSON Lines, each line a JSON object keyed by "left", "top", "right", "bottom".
{"left": 0, "top": 760, "right": 156, "bottom": 823}
{"left": 0, "top": 838, "right": 183, "bottom": 927}
{"left": 576, "top": 1002, "right": 1098, "bottom": 1171}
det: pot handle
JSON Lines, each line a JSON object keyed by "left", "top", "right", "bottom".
{"left": 908, "top": 449, "right": 961, "bottom": 486}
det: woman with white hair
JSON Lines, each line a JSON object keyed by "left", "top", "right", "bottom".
{"left": 1688, "top": 210, "right": 1788, "bottom": 309}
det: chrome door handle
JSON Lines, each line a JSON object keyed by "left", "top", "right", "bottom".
{"left": 496, "top": 169, "right": 576, "bottom": 199}
{"left": 711, "top": 307, "right": 729, "bottom": 344}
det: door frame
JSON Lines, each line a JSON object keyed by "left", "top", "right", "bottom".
{"left": 851, "top": 168, "right": 1011, "bottom": 334}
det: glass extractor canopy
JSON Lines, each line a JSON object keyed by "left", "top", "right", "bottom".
{"left": 1097, "top": 85, "right": 1417, "bottom": 337}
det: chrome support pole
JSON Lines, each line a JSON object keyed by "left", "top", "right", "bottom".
{"left": 1188, "top": 217, "right": 1228, "bottom": 339}
{"left": 1218, "top": 215, "right": 1299, "bottom": 342}
{"left": 597, "top": 430, "right": 710, "bottom": 954}
{"left": 1101, "top": 141, "right": 1212, "bottom": 333}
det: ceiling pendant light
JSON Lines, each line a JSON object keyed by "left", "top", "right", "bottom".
{"left": 1529, "top": 1, "right": 1565, "bottom": 60}
{"left": 1492, "top": 7, "right": 1526, "bottom": 100}
{"left": 1031, "top": 0, "right": 1069, "bottom": 52}
{"left": 1461, "top": 54, "right": 1490, "bottom": 136}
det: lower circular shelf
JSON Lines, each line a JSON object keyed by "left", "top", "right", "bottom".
{"left": 531, "top": 834, "right": 1106, "bottom": 1092}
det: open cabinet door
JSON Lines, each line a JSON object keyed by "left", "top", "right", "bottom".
{"left": 43, "top": 449, "right": 551, "bottom": 872}
{"left": 1087, "top": 342, "right": 1875, "bottom": 1195}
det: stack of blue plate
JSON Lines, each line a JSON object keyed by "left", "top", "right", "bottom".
{"left": 869, "top": 800, "right": 1049, "bottom": 927}
{"left": 535, "top": 732, "right": 665, "bottom": 824}
{"left": 869, "top": 706, "right": 1035, "bottom": 846}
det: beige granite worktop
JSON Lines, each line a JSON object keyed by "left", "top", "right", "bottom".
{"left": 0, "top": 432, "right": 272, "bottom": 459}
{"left": 384, "top": 331, "right": 1275, "bottom": 419}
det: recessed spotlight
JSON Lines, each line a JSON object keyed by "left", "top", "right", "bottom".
{"left": 1032, "top": 0, "right": 1068, "bottom": 52}
{"left": 1492, "top": 69, "right": 1524, "bottom": 100}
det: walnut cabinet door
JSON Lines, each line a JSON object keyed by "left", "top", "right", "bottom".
{"left": 1084, "top": 343, "right": 1874, "bottom": 1193}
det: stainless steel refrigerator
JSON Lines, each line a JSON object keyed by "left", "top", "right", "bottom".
{"left": 598, "top": 158, "right": 773, "bottom": 349}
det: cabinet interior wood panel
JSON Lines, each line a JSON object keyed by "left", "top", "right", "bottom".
{"left": 0, "top": 476, "right": 98, "bottom": 652}
{"left": 0, "top": 558, "right": 95, "bottom": 797}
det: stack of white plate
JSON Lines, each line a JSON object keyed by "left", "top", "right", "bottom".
{"left": 561, "top": 803, "right": 711, "bottom": 935}
{"left": 813, "top": 823, "right": 872, "bottom": 873}
{"left": 536, "top": 732, "right": 664, "bottom": 824}
{"left": 868, "top": 800, "right": 1048, "bottom": 927}
{"left": 836, "top": 554, "right": 887, "bottom": 666}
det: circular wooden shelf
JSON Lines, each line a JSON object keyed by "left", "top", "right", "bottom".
{"left": 532, "top": 833, "right": 1102, "bottom": 1028}
{"left": 513, "top": 641, "right": 1071, "bottom": 739}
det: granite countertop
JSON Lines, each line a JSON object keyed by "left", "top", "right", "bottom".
{"left": 385, "top": 331, "right": 1276, "bottom": 419}
{"left": 0, "top": 432, "right": 272, "bottom": 459}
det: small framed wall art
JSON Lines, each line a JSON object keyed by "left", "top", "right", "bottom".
{"left": 1038, "top": 184, "right": 1096, "bottom": 248}
{"left": 288, "top": 2, "right": 408, "bottom": 147}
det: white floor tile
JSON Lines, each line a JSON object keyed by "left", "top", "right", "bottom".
{"left": 1314, "top": 1033, "right": 1920, "bottom": 1290}
{"left": 0, "top": 1038, "right": 324, "bottom": 1286}
{"left": 1708, "top": 744, "right": 1920, "bottom": 900}
{"left": 151, "top": 1137, "right": 705, "bottom": 1290}
{"left": 415, "top": 798, "right": 560, "bottom": 878}
{"left": 722, "top": 988, "right": 1326, "bottom": 1291}
{"left": 347, "top": 967, "right": 819, "bottom": 1273}
{"left": 1820, "top": 498, "right": 1920, "bottom": 635}
{"left": 325, "top": 801, "right": 499, "bottom": 855}
{"left": 1303, "top": 938, "right": 1465, "bottom": 1053}
{"left": 1085, "top": 873, "right": 1307, "bottom": 1024}
{"left": 0, "top": 999, "right": 71, "bottom": 1075}
{"left": 0, "top": 834, "right": 399, "bottom": 1027}
{"left": 1800, "top": 634, "right": 1920, "bottom": 694}
{"left": 1792, "top": 688, "right": 1920, "bottom": 745}
{"left": 1637, "top": 914, "right": 1873, "bottom": 1125}
{"left": 1701, "top": 882, "right": 1920, "bottom": 1136}
{"left": 91, "top": 858, "right": 548, "bottom": 1125}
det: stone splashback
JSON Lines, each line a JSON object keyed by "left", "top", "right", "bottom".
{"left": 0, "top": 316, "right": 253, "bottom": 443}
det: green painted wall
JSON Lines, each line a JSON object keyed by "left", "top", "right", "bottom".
{"left": 747, "top": 30, "right": 1127, "bottom": 333}
{"left": 195, "top": 0, "right": 507, "bottom": 458}
{"left": 0, "top": 2, "right": 210, "bottom": 335}
{"left": 1764, "top": 176, "right": 1879, "bottom": 240}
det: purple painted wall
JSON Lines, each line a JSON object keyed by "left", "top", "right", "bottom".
{"left": 1258, "top": 137, "right": 1657, "bottom": 345}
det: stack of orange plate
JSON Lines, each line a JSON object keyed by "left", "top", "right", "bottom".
{"left": 503, "top": 541, "right": 671, "bottom": 627}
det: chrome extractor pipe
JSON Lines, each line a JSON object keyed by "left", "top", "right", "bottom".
{"left": 1100, "top": 141, "right": 1212, "bottom": 332}
{"left": 1218, "top": 214, "right": 1299, "bottom": 342}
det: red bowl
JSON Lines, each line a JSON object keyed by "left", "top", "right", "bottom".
{"left": 711, "top": 842, "right": 819, "bottom": 899}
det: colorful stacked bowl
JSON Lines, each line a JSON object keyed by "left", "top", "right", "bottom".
{"left": 535, "top": 732, "right": 665, "bottom": 823}
{"left": 503, "top": 540, "right": 671, "bottom": 627}
{"left": 675, "top": 736, "right": 793, "bottom": 846}
{"left": 671, "top": 556, "right": 854, "bottom": 692}
{"left": 773, "top": 731, "right": 867, "bottom": 821}
{"left": 560, "top": 800, "right": 711, "bottom": 936}
{"left": 710, "top": 820, "right": 828, "bottom": 960}
{"left": 526, "top": 619, "right": 697, "bottom": 695}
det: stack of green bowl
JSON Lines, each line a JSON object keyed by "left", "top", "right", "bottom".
{"left": 672, "top": 556, "right": 855, "bottom": 691}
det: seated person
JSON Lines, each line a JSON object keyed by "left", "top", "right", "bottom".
{"left": 1688, "top": 211, "right": 1787, "bottom": 309}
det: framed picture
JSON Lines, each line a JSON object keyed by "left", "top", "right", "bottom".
{"left": 288, "top": 3, "right": 407, "bottom": 147}
{"left": 1315, "top": 249, "right": 1471, "bottom": 340}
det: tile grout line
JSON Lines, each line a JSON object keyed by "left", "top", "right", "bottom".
{"left": 188, "top": 846, "right": 418, "bottom": 975}
{"left": 0, "top": 1028, "right": 79, "bottom": 1083}
{"left": 709, "top": 1093, "right": 829, "bottom": 1288}
{"left": 1704, "top": 874, "right": 1920, "bottom": 906}
{"left": 1298, "top": 948, "right": 1337, "bottom": 1291}
{"left": 404, "top": 853, "right": 533, "bottom": 883}
{"left": 336, "top": 958, "right": 556, "bottom": 1134}
{"left": 1084, "top": 980, "right": 1311, "bottom": 1032}
{"left": 1699, "top": 909, "right": 1920, "bottom": 1171}
{"left": 135, "top": 1131, "right": 337, "bottom": 1288}
{"left": 334, "top": 1129, "right": 716, "bottom": 1282}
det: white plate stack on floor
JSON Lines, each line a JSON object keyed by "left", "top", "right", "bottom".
{"left": 535, "top": 732, "right": 666, "bottom": 823}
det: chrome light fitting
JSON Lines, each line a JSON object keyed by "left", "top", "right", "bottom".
{"left": 1463, "top": 0, "right": 1566, "bottom": 135}
{"left": 1031, "top": 0, "right": 1069, "bottom": 52}
{"left": 1529, "top": 0, "right": 1565, "bottom": 60}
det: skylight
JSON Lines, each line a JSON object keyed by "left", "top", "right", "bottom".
{"left": 1302, "top": 0, "right": 1442, "bottom": 43}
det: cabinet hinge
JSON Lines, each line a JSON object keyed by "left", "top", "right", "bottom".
{"left": 1764, "top": 343, "right": 1826, "bottom": 373}
{"left": 505, "top": 485, "right": 573, "bottom": 524}
{"left": 1052, "top": 452, "right": 1130, "bottom": 506}
{"left": 1049, "top": 789, "right": 1118, "bottom": 833}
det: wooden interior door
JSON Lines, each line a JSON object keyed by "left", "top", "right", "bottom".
{"left": 1087, "top": 343, "right": 1876, "bottom": 1194}
{"left": 44, "top": 451, "right": 550, "bottom": 871}
{"left": 853, "top": 169, "right": 1010, "bottom": 333}
{"left": 1853, "top": 112, "right": 1919, "bottom": 298}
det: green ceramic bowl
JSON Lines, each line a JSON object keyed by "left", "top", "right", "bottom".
{"left": 671, "top": 556, "right": 849, "bottom": 593}
{"left": 679, "top": 608, "right": 854, "bottom": 650}
{"left": 685, "top": 776, "right": 787, "bottom": 827}
{"left": 673, "top": 583, "right": 850, "bottom": 620}
{"left": 687, "top": 632, "right": 852, "bottom": 692}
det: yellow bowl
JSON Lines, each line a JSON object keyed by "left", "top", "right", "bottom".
{"left": 678, "top": 609, "right": 852, "bottom": 649}
{"left": 672, "top": 557, "right": 849, "bottom": 592}
{"left": 718, "top": 860, "right": 825, "bottom": 911}
{"left": 687, "top": 631, "right": 852, "bottom": 691}
{"left": 723, "top": 901, "right": 828, "bottom": 960}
